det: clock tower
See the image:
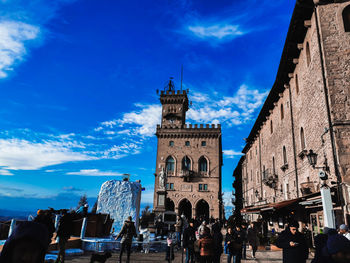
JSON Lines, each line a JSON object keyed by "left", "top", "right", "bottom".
{"left": 160, "top": 79, "right": 189, "bottom": 128}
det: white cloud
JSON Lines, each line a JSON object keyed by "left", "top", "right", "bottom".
{"left": 0, "top": 169, "right": 13, "bottom": 176}
{"left": 0, "top": 20, "right": 40, "bottom": 78}
{"left": 223, "top": 191, "right": 234, "bottom": 207}
{"left": 188, "top": 24, "right": 244, "bottom": 40}
{"left": 66, "top": 169, "right": 123, "bottom": 176}
{"left": 223, "top": 149, "right": 244, "bottom": 159}
{"left": 104, "top": 142, "right": 141, "bottom": 159}
{"left": 0, "top": 139, "right": 92, "bottom": 170}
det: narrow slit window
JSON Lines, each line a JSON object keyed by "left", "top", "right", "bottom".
{"left": 343, "top": 5, "right": 350, "bottom": 32}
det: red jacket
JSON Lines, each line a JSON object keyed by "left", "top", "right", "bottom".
{"left": 198, "top": 236, "right": 214, "bottom": 256}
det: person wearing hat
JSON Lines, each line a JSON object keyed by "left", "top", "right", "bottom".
{"left": 338, "top": 224, "right": 350, "bottom": 241}
{"left": 276, "top": 221, "right": 309, "bottom": 263}
{"left": 116, "top": 216, "right": 137, "bottom": 263}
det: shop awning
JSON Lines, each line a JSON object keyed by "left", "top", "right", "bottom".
{"left": 241, "top": 197, "right": 302, "bottom": 214}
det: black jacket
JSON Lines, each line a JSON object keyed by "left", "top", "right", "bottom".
{"left": 0, "top": 221, "right": 49, "bottom": 263}
{"left": 56, "top": 213, "right": 73, "bottom": 239}
{"left": 247, "top": 227, "right": 259, "bottom": 247}
{"left": 276, "top": 229, "right": 308, "bottom": 263}
{"left": 225, "top": 231, "right": 243, "bottom": 254}
{"left": 183, "top": 225, "right": 196, "bottom": 249}
{"left": 212, "top": 230, "right": 223, "bottom": 255}
{"left": 116, "top": 220, "right": 137, "bottom": 244}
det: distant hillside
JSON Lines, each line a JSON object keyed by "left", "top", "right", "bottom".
{"left": 0, "top": 209, "right": 35, "bottom": 221}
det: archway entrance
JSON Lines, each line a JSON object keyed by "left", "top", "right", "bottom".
{"left": 196, "top": 199, "right": 209, "bottom": 220}
{"left": 165, "top": 198, "right": 175, "bottom": 211}
{"left": 178, "top": 199, "right": 192, "bottom": 219}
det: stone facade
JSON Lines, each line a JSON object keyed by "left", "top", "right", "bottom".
{"left": 153, "top": 82, "right": 223, "bottom": 220}
{"left": 234, "top": 0, "right": 350, "bottom": 229}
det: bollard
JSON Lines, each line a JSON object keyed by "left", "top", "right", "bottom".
{"left": 8, "top": 219, "right": 16, "bottom": 237}
{"left": 54, "top": 214, "right": 60, "bottom": 230}
{"left": 80, "top": 217, "right": 88, "bottom": 239}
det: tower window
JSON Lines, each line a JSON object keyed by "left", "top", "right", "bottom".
{"left": 169, "top": 141, "right": 174, "bottom": 147}
{"left": 295, "top": 74, "right": 299, "bottom": 94}
{"left": 199, "top": 156, "right": 208, "bottom": 172}
{"left": 199, "top": 184, "right": 208, "bottom": 191}
{"left": 283, "top": 146, "right": 287, "bottom": 165}
{"left": 280, "top": 104, "right": 284, "bottom": 120}
{"left": 300, "top": 127, "right": 306, "bottom": 150}
{"left": 185, "top": 141, "right": 190, "bottom": 146}
{"left": 306, "top": 42, "right": 311, "bottom": 67}
{"left": 166, "top": 156, "right": 175, "bottom": 172}
{"left": 270, "top": 120, "right": 273, "bottom": 134}
{"left": 166, "top": 183, "right": 174, "bottom": 190}
{"left": 182, "top": 156, "right": 191, "bottom": 171}
{"left": 343, "top": 5, "right": 350, "bottom": 32}
{"left": 201, "top": 141, "right": 206, "bottom": 146}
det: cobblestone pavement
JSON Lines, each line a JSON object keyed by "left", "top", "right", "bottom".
{"left": 65, "top": 250, "right": 314, "bottom": 263}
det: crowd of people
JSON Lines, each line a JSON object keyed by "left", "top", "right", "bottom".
{"left": 1, "top": 207, "right": 350, "bottom": 263}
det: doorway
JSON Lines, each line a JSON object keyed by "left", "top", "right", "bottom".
{"left": 178, "top": 199, "right": 192, "bottom": 219}
{"left": 165, "top": 198, "right": 175, "bottom": 211}
{"left": 196, "top": 199, "right": 209, "bottom": 220}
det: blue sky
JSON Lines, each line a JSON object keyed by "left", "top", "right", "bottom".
{"left": 0, "top": 0, "right": 295, "bottom": 214}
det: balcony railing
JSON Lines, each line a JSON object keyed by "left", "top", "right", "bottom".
{"left": 262, "top": 168, "right": 278, "bottom": 189}
{"left": 180, "top": 169, "right": 195, "bottom": 182}
{"left": 300, "top": 182, "right": 319, "bottom": 196}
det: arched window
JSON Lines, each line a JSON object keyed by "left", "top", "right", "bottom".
{"left": 283, "top": 146, "right": 287, "bottom": 165}
{"left": 343, "top": 5, "right": 350, "bottom": 32}
{"left": 199, "top": 156, "right": 208, "bottom": 172}
{"left": 166, "top": 156, "right": 175, "bottom": 172}
{"left": 280, "top": 104, "right": 284, "bottom": 120}
{"left": 295, "top": 74, "right": 299, "bottom": 94}
{"left": 182, "top": 156, "right": 191, "bottom": 171}
{"left": 306, "top": 42, "right": 311, "bottom": 67}
{"left": 300, "top": 127, "right": 306, "bottom": 150}
{"left": 270, "top": 120, "right": 273, "bottom": 134}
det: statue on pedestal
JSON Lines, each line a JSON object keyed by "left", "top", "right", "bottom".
{"left": 158, "top": 167, "right": 166, "bottom": 190}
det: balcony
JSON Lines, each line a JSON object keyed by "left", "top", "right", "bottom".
{"left": 180, "top": 169, "right": 195, "bottom": 182}
{"left": 262, "top": 169, "right": 278, "bottom": 189}
{"left": 300, "top": 182, "right": 319, "bottom": 196}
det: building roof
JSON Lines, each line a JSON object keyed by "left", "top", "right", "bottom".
{"left": 242, "top": 0, "right": 314, "bottom": 153}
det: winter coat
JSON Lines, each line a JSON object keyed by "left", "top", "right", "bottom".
{"left": 247, "top": 227, "right": 259, "bottom": 247}
{"left": 225, "top": 231, "right": 243, "bottom": 255}
{"left": 212, "top": 229, "right": 223, "bottom": 256}
{"left": 183, "top": 225, "right": 196, "bottom": 249}
{"left": 56, "top": 213, "right": 73, "bottom": 240}
{"left": 276, "top": 229, "right": 309, "bottom": 263}
{"left": 198, "top": 236, "right": 214, "bottom": 256}
{"left": 311, "top": 233, "right": 328, "bottom": 263}
{"left": 116, "top": 220, "right": 137, "bottom": 244}
{"left": 0, "top": 221, "right": 49, "bottom": 263}
{"left": 175, "top": 218, "right": 183, "bottom": 233}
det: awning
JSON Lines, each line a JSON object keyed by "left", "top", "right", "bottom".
{"left": 241, "top": 197, "right": 301, "bottom": 214}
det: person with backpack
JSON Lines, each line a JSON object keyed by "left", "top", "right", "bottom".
{"left": 116, "top": 216, "right": 137, "bottom": 263}
{"left": 183, "top": 219, "right": 196, "bottom": 263}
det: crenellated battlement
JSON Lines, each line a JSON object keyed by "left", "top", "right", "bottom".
{"left": 157, "top": 123, "right": 221, "bottom": 130}
{"left": 160, "top": 89, "right": 187, "bottom": 95}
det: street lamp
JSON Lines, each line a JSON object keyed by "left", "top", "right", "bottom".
{"left": 306, "top": 150, "right": 330, "bottom": 172}
{"left": 306, "top": 149, "right": 335, "bottom": 228}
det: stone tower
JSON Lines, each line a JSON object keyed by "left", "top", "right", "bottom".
{"left": 153, "top": 79, "right": 223, "bottom": 220}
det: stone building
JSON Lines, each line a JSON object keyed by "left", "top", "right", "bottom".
{"left": 233, "top": 0, "right": 350, "bottom": 237}
{"left": 153, "top": 80, "right": 223, "bottom": 220}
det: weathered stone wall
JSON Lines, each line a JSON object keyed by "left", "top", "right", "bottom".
{"left": 241, "top": 1, "right": 350, "bottom": 222}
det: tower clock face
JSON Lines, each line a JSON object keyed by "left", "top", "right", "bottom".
{"left": 169, "top": 118, "right": 175, "bottom": 124}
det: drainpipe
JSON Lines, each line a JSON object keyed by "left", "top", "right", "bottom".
{"left": 314, "top": 4, "right": 345, "bottom": 220}
{"left": 287, "top": 84, "right": 299, "bottom": 198}
{"left": 258, "top": 135, "right": 263, "bottom": 200}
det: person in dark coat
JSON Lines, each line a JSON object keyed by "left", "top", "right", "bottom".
{"left": 116, "top": 216, "right": 137, "bottom": 263}
{"left": 212, "top": 223, "right": 223, "bottom": 263}
{"left": 198, "top": 227, "right": 214, "bottom": 263}
{"left": 0, "top": 221, "right": 50, "bottom": 263}
{"left": 276, "top": 221, "right": 309, "bottom": 263}
{"left": 225, "top": 226, "right": 243, "bottom": 263}
{"left": 321, "top": 233, "right": 350, "bottom": 263}
{"left": 55, "top": 211, "right": 74, "bottom": 263}
{"left": 311, "top": 227, "right": 337, "bottom": 263}
{"left": 247, "top": 222, "right": 259, "bottom": 259}
{"left": 175, "top": 215, "right": 183, "bottom": 246}
{"left": 240, "top": 223, "right": 247, "bottom": 260}
{"left": 183, "top": 219, "right": 196, "bottom": 263}
{"left": 34, "top": 209, "right": 55, "bottom": 245}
